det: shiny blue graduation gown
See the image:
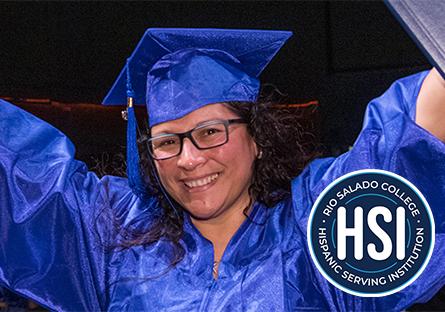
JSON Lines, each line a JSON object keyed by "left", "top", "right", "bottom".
{"left": 1, "top": 71, "right": 445, "bottom": 311}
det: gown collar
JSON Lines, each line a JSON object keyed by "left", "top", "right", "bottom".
{"left": 181, "top": 201, "right": 266, "bottom": 279}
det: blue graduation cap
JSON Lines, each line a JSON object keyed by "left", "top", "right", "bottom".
{"left": 103, "top": 28, "right": 292, "bottom": 125}
{"left": 102, "top": 28, "right": 292, "bottom": 198}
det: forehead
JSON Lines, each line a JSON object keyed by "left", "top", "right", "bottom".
{"left": 151, "top": 103, "right": 239, "bottom": 135}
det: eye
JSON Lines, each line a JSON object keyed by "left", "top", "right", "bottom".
{"left": 152, "top": 137, "right": 179, "bottom": 149}
{"left": 204, "top": 127, "right": 222, "bottom": 136}
{"left": 160, "top": 139, "right": 176, "bottom": 146}
{"left": 193, "top": 122, "right": 226, "bottom": 142}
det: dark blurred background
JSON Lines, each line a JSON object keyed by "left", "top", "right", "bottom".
{"left": 0, "top": 1, "right": 442, "bottom": 310}
{"left": 0, "top": 1, "right": 430, "bottom": 159}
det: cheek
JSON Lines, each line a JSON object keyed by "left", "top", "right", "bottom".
{"left": 154, "top": 161, "right": 177, "bottom": 192}
{"left": 214, "top": 135, "right": 257, "bottom": 173}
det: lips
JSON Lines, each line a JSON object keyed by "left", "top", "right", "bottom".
{"left": 183, "top": 173, "right": 219, "bottom": 189}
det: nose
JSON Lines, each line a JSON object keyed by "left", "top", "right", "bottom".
{"left": 176, "top": 138, "right": 206, "bottom": 170}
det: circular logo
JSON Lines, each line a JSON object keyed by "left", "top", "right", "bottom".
{"left": 307, "top": 169, "right": 434, "bottom": 297}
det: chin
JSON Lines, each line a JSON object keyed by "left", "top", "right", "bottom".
{"left": 183, "top": 201, "right": 221, "bottom": 220}
{"left": 188, "top": 212, "right": 214, "bottom": 221}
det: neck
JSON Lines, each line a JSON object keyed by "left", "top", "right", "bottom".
{"left": 191, "top": 196, "right": 252, "bottom": 263}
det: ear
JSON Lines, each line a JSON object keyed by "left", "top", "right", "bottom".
{"left": 257, "top": 149, "right": 263, "bottom": 159}
{"left": 250, "top": 138, "right": 261, "bottom": 160}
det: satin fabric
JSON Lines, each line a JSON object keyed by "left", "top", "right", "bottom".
{"left": 146, "top": 48, "right": 260, "bottom": 127}
{"left": 1, "top": 71, "right": 445, "bottom": 311}
{"left": 101, "top": 28, "right": 292, "bottom": 114}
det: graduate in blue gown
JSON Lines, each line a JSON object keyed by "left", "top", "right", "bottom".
{"left": 1, "top": 28, "right": 445, "bottom": 311}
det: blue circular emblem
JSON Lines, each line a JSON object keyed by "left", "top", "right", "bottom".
{"left": 307, "top": 169, "right": 434, "bottom": 297}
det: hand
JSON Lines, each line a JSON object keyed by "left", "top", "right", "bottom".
{"left": 416, "top": 68, "right": 445, "bottom": 142}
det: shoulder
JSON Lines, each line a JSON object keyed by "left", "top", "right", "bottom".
{"left": 290, "top": 157, "right": 336, "bottom": 219}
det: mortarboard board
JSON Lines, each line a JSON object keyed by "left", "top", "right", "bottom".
{"left": 103, "top": 28, "right": 292, "bottom": 126}
{"left": 385, "top": 0, "right": 445, "bottom": 79}
{"left": 102, "top": 28, "right": 292, "bottom": 198}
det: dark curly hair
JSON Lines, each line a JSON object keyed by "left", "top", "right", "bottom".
{"left": 114, "top": 97, "right": 319, "bottom": 268}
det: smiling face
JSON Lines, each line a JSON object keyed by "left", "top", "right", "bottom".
{"left": 151, "top": 103, "right": 258, "bottom": 220}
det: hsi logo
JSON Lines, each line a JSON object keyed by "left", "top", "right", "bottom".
{"left": 307, "top": 169, "right": 434, "bottom": 297}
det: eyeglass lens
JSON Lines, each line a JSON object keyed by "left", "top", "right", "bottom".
{"left": 150, "top": 121, "right": 229, "bottom": 159}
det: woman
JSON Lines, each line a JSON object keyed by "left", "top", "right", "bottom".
{"left": 1, "top": 28, "right": 445, "bottom": 311}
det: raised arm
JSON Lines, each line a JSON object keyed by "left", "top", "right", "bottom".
{"left": 0, "top": 100, "right": 146, "bottom": 311}
{"left": 416, "top": 68, "right": 445, "bottom": 142}
{"left": 291, "top": 70, "right": 445, "bottom": 311}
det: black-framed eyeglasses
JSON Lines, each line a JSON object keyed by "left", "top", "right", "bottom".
{"left": 147, "top": 118, "right": 246, "bottom": 160}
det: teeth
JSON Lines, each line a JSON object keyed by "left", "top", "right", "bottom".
{"left": 184, "top": 173, "right": 219, "bottom": 188}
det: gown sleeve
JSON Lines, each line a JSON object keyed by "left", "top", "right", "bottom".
{"left": 291, "top": 70, "right": 445, "bottom": 311}
{"left": 0, "top": 100, "right": 154, "bottom": 311}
